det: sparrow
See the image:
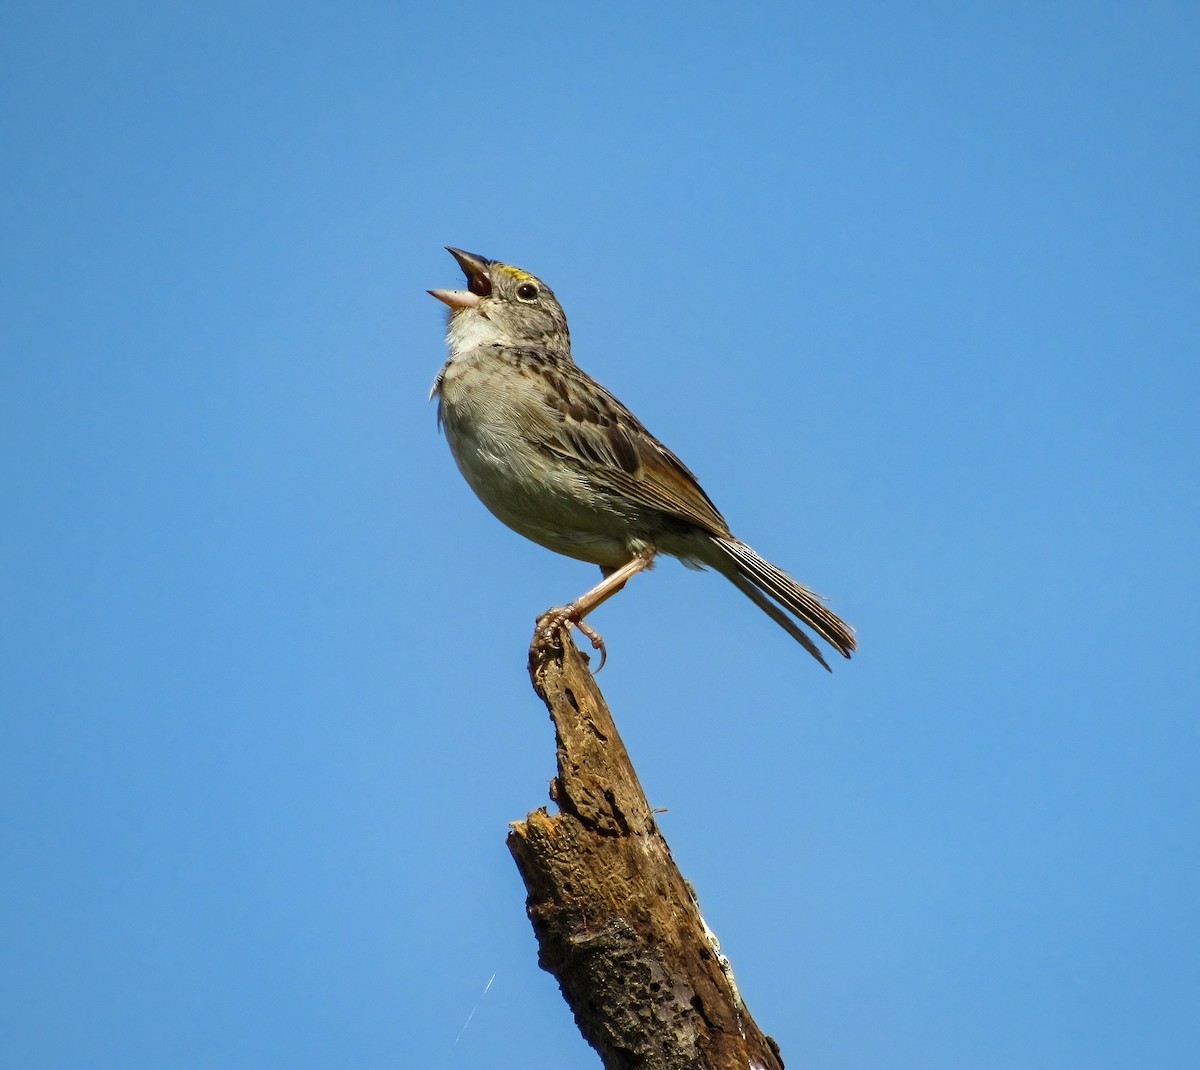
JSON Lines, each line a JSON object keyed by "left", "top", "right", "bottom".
{"left": 430, "top": 247, "right": 855, "bottom": 670}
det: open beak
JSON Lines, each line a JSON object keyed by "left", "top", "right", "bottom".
{"left": 427, "top": 287, "right": 479, "bottom": 310}
{"left": 428, "top": 246, "right": 491, "bottom": 310}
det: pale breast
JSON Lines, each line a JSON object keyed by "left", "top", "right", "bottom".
{"left": 434, "top": 349, "right": 639, "bottom": 567}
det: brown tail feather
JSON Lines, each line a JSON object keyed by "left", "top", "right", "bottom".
{"left": 707, "top": 537, "right": 855, "bottom": 668}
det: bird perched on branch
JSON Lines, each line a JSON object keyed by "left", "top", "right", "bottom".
{"left": 429, "top": 247, "right": 855, "bottom": 670}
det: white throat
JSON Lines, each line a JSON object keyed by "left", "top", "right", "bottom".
{"left": 446, "top": 308, "right": 505, "bottom": 357}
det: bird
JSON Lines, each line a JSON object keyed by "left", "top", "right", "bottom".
{"left": 428, "top": 247, "right": 855, "bottom": 670}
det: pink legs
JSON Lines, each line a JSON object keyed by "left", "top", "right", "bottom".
{"left": 535, "top": 550, "right": 656, "bottom": 670}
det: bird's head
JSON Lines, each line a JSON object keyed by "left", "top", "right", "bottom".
{"left": 429, "top": 247, "right": 570, "bottom": 357}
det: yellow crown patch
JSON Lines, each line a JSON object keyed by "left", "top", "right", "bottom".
{"left": 493, "top": 263, "right": 535, "bottom": 283}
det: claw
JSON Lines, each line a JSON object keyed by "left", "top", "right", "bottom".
{"left": 534, "top": 604, "right": 608, "bottom": 671}
{"left": 536, "top": 605, "right": 570, "bottom": 640}
{"left": 574, "top": 618, "right": 607, "bottom": 671}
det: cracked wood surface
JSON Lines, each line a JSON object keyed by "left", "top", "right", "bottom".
{"left": 507, "top": 627, "right": 786, "bottom": 1070}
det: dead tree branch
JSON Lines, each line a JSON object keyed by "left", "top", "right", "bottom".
{"left": 507, "top": 628, "right": 786, "bottom": 1070}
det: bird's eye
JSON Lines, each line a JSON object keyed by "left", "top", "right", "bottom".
{"left": 516, "top": 283, "right": 539, "bottom": 301}
{"left": 468, "top": 273, "right": 492, "bottom": 298}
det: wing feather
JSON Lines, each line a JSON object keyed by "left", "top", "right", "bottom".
{"left": 535, "top": 364, "right": 732, "bottom": 536}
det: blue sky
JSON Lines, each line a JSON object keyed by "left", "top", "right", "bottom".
{"left": 2, "top": 3, "right": 1197, "bottom": 1067}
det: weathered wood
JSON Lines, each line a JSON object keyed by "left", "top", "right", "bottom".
{"left": 507, "top": 627, "right": 786, "bottom": 1070}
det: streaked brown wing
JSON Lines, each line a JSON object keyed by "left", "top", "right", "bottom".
{"left": 538, "top": 363, "right": 732, "bottom": 538}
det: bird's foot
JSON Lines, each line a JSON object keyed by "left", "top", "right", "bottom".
{"left": 574, "top": 619, "right": 607, "bottom": 671}
{"left": 535, "top": 604, "right": 608, "bottom": 671}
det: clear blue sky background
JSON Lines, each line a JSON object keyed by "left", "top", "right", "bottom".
{"left": 2, "top": 4, "right": 1197, "bottom": 1068}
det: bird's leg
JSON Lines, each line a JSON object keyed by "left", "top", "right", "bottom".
{"left": 536, "top": 550, "right": 656, "bottom": 670}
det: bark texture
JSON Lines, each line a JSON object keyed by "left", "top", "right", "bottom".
{"left": 507, "top": 628, "right": 786, "bottom": 1070}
